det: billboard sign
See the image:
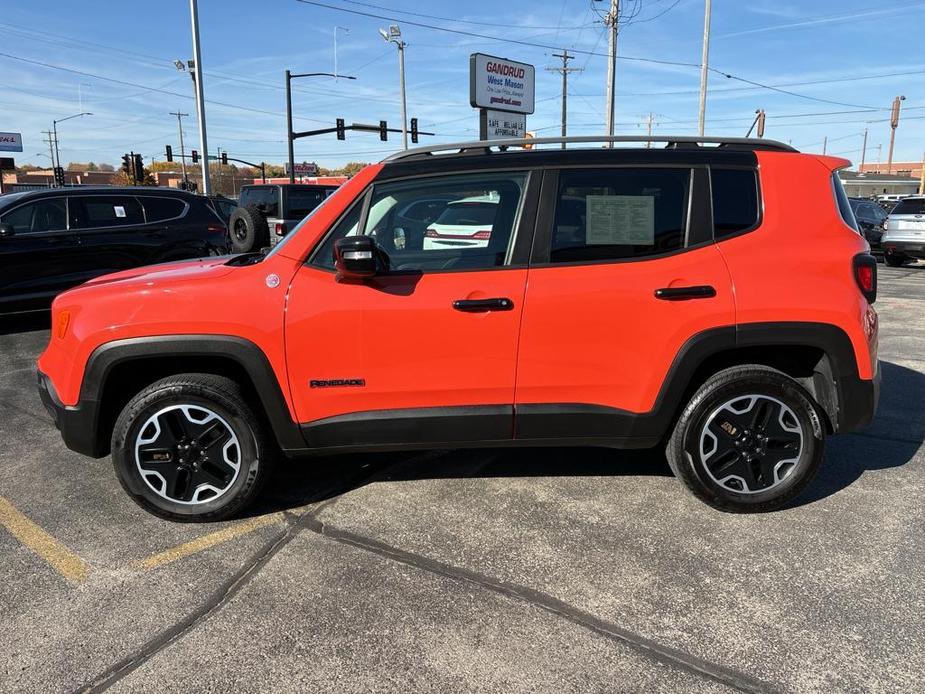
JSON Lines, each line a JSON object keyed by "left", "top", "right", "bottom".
{"left": 469, "top": 53, "right": 535, "bottom": 114}
{"left": 287, "top": 161, "right": 318, "bottom": 176}
{"left": 0, "top": 132, "right": 23, "bottom": 152}
{"left": 480, "top": 110, "right": 527, "bottom": 140}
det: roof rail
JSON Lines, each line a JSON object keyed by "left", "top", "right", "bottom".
{"left": 383, "top": 134, "right": 798, "bottom": 162}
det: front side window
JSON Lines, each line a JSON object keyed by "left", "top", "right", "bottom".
{"left": 312, "top": 171, "right": 528, "bottom": 273}
{"left": 71, "top": 196, "right": 144, "bottom": 229}
{"left": 550, "top": 168, "right": 690, "bottom": 263}
{"left": 0, "top": 198, "right": 67, "bottom": 234}
{"left": 711, "top": 168, "right": 759, "bottom": 239}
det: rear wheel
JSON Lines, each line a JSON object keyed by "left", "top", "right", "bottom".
{"left": 111, "top": 374, "right": 274, "bottom": 522}
{"left": 666, "top": 365, "right": 825, "bottom": 513}
{"left": 884, "top": 253, "right": 907, "bottom": 267}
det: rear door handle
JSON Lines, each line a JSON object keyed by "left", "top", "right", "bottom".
{"left": 654, "top": 285, "right": 716, "bottom": 300}
{"left": 452, "top": 297, "right": 514, "bottom": 312}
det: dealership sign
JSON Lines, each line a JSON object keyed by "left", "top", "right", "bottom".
{"left": 286, "top": 161, "right": 318, "bottom": 176}
{"left": 469, "top": 53, "right": 535, "bottom": 115}
{"left": 0, "top": 132, "right": 23, "bottom": 152}
{"left": 480, "top": 110, "right": 526, "bottom": 140}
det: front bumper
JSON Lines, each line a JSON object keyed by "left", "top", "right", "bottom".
{"left": 37, "top": 370, "right": 105, "bottom": 458}
{"left": 836, "top": 361, "right": 881, "bottom": 433}
{"left": 883, "top": 239, "right": 925, "bottom": 259}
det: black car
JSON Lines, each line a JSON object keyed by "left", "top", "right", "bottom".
{"left": 849, "top": 197, "right": 887, "bottom": 254}
{"left": 0, "top": 187, "right": 229, "bottom": 314}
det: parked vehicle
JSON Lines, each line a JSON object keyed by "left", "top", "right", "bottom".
{"left": 228, "top": 183, "right": 339, "bottom": 253}
{"left": 423, "top": 195, "right": 499, "bottom": 249}
{"left": 882, "top": 195, "right": 925, "bottom": 266}
{"left": 0, "top": 187, "right": 229, "bottom": 314}
{"left": 848, "top": 197, "right": 887, "bottom": 254}
{"left": 37, "top": 136, "right": 880, "bottom": 521}
{"left": 207, "top": 195, "right": 238, "bottom": 224}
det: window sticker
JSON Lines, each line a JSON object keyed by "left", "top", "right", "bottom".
{"left": 585, "top": 195, "right": 654, "bottom": 245}
{"left": 114, "top": 206, "right": 127, "bottom": 218}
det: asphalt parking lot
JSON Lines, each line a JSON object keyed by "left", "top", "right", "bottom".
{"left": 1, "top": 265, "right": 924, "bottom": 694}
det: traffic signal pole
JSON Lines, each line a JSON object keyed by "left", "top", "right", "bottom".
{"left": 286, "top": 71, "right": 356, "bottom": 183}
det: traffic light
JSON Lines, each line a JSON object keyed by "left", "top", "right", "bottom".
{"left": 133, "top": 154, "right": 144, "bottom": 183}
{"left": 53, "top": 167, "right": 65, "bottom": 187}
{"left": 379, "top": 120, "right": 388, "bottom": 142}
{"left": 336, "top": 118, "right": 345, "bottom": 141}
{"left": 121, "top": 154, "right": 132, "bottom": 175}
{"left": 165, "top": 145, "right": 173, "bottom": 162}
{"left": 191, "top": 150, "right": 199, "bottom": 164}
{"left": 410, "top": 118, "right": 418, "bottom": 144}
{"left": 221, "top": 151, "right": 228, "bottom": 166}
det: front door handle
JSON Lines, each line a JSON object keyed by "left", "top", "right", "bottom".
{"left": 654, "top": 285, "right": 716, "bottom": 300}
{"left": 452, "top": 297, "right": 514, "bottom": 312}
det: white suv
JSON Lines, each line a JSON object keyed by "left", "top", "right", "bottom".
{"left": 883, "top": 195, "right": 925, "bottom": 266}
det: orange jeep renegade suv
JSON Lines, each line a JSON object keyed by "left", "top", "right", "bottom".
{"left": 37, "top": 136, "right": 880, "bottom": 521}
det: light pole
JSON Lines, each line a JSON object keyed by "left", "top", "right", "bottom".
{"left": 379, "top": 24, "right": 408, "bottom": 150}
{"left": 52, "top": 112, "right": 92, "bottom": 173}
{"left": 286, "top": 71, "right": 356, "bottom": 183}
{"left": 334, "top": 26, "right": 349, "bottom": 80}
{"left": 886, "top": 95, "right": 906, "bottom": 175}
{"left": 176, "top": 0, "right": 211, "bottom": 194}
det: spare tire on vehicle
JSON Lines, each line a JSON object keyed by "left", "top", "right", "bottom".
{"left": 229, "top": 204, "right": 270, "bottom": 253}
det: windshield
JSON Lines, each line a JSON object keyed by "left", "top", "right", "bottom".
{"left": 434, "top": 202, "right": 498, "bottom": 227}
{"left": 264, "top": 191, "right": 340, "bottom": 260}
{"left": 891, "top": 198, "right": 925, "bottom": 215}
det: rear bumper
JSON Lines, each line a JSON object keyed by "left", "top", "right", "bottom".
{"left": 836, "top": 361, "right": 880, "bottom": 433}
{"left": 37, "top": 370, "right": 105, "bottom": 458}
{"left": 883, "top": 240, "right": 925, "bottom": 259}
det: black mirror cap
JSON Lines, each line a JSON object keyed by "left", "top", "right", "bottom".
{"left": 334, "top": 236, "right": 378, "bottom": 281}
{"left": 0, "top": 222, "right": 14, "bottom": 239}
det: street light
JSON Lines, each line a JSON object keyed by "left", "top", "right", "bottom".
{"left": 334, "top": 26, "right": 349, "bottom": 81}
{"left": 52, "top": 112, "right": 92, "bottom": 177}
{"left": 380, "top": 24, "right": 408, "bottom": 150}
{"left": 286, "top": 70, "right": 356, "bottom": 183}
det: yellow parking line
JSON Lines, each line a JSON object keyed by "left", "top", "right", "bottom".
{"left": 0, "top": 496, "right": 88, "bottom": 583}
{"left": 133, "top": 512, "right": 286, "bottom": 571}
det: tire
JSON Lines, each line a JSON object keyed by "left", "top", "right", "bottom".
{"left": 228, "top": 204, "right": 269, "bottom": 253}
{"left": 111, "top": 374, "right": 275, "bottom": 522}
{"left": 884, "top": 253, "right": 906, "bottom": 267}
{"left": 665, "top": 365, "right": 825, "bottom": 513}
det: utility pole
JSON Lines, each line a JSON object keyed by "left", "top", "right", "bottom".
{"left": 603, "top": 0, "right": 620, "bottom": 145}
{"left": 919, "top": 152, "right": 925, "bottom": 194}
{"left": 886, "top": 95, "right": 905, "bottom": 175}
{"left": 823, "top": 136, "right": 827, "bottom": 155}
{"left": 877, "top": 143, "right": 882, "bottom": 173}
{"left": 170, "top": 111, "right": 190, "bottom": 188}
{"left": 859, "top": 128, "right": 868, "bottom": 172}
{"left": 42, "top": 131, "right": 56, "bottom": 184}
{"left": 380, "top": 25, "right": 408, "bottom": 150}
{"left": 697, "top": 0, "right": 712, "bottom": 136}
{"left": 189, "top": 0, "right": 211, "bottom": 195}
{"left": 643, "top": 113, "right": 657, "bottom": 148}
{"left": 546, "top": 50, "right": 582, "bottom": 148}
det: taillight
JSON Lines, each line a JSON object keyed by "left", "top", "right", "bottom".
{"left": 853, "top": 253, "right": 877, "bottom": 304}
{"left": 207, "top": 224, "right": 226, "bottom": 234}
{"left": 424, "top": 228, "right": 438, "bottom": 238}
{"left": 275, "top": 222, "right": 286, "bottom": 236}
{"left": 472, "top": 230, "right": 492, "bottom": 240}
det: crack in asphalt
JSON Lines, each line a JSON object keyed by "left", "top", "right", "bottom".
{"left": 304, "top": 516, "right": 779, "bottom": 694}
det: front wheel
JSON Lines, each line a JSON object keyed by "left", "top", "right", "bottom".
{"left": 111, "top": 374, "right": 274, "bottom": 522}
{"left": 666, "top": 366, "right": 825, "bottom": 513}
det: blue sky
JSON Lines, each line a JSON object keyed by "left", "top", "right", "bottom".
{"left": 3, "top": 0, "right": 925, "bottom": 170}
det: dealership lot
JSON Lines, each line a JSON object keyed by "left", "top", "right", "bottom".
{"left": 0, "top": 265, "right": 923, "bottom": 693}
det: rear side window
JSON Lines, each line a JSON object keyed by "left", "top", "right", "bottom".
{"left": 240, "top": 187, "right": 279, "bottom": 217}
{"left": 287, "top": 188, "right": 327, "bottom": 219}
{"left": 140, "top": 197, "right": 186, "bottom": 222}
{"left": 71, "top": 196, "right": 144, "bottom": 229}
{"left": 891, "top": 198, "right": 925, "bottom": 215}
{"left": 711, "top": 168, "right": 759, "bottom": 238}
{"left": 832, "top": 175, "right": 859, "bottom": 232}
{"left": 551, "top": 168, "right": 690, "bottom": 263}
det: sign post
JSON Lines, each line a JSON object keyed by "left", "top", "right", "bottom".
{"left": 469, "top": 54, "right": 535, "bottom": 142}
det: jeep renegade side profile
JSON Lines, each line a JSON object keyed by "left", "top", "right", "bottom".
{"left": 37, "top": 136, "right": 880, "bottom": 521}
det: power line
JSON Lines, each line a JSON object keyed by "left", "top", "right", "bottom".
{"left": 340, "top": 0, "right": 596, "bottom": 30}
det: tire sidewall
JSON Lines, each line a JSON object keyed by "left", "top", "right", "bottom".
{"left": 675, "top": 371, "right": 824, "bottom": 510}
{"left": 112, "top": 384, "right": 262, "bottom": 519}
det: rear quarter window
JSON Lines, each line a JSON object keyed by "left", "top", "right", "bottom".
{"left": 140, "top": 197, "right": 186, "bottom": 222}
{"left": 711, "top": 168, "right": 759, "bottom": 238}
{"left": 832, "top": 175, "right": 859, "bottom": 232}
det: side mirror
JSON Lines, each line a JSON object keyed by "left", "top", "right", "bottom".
{"left": 334, "top": 236, "right": 378, "bottom": 281}
{"left": 0, "top": 223, "right": 14, "bottom": 239}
